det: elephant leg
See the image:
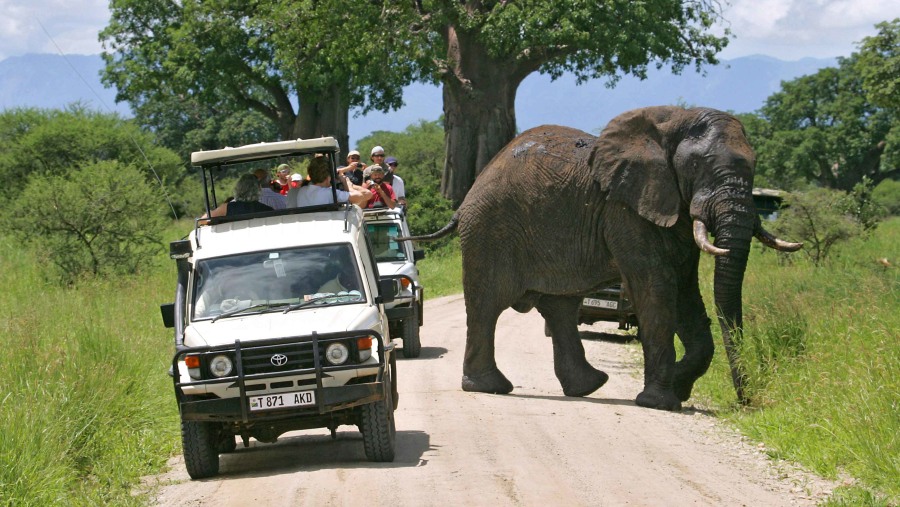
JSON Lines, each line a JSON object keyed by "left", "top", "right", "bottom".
{"left": 536, "top": 295, "right": 608, "bottom": 397}
{"left": 624, "top": 273, "right": 682, "bottom": 412}
{"left": 672, "top": 274, "right": 714, "bottom": 401}
{"left": 461, "top": 295, "right": 513, "bottom": 394}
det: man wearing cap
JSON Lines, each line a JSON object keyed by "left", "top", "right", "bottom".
{"left": 337, "top": 150, "right": 366, "bottom": 187}
{"left": 383, "top": 156, "right": 406, "bottom": 206}
{"left": 275, "top": 164, "right": 292, "bottom": 195}
{"left": 363, "top": 164, "right": 397, "bottom": 209}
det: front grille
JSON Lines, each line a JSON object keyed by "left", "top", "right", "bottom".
{"left": 240, "top": 341, "right": 324, "bottom": 376}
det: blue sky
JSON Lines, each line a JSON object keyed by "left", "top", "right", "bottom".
{"left": 1, "top": 0, "right": 898, "bottom": 62}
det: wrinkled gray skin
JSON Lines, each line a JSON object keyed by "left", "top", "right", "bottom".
{"left": 406, "top": 106, "right": 799, "bottom": 411}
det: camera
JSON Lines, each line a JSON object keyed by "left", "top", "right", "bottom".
{"left": 356, "top": 162, "right": 363, "bottom": 168}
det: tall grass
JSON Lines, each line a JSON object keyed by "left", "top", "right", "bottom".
{"left": 0, "top": 222, "right": 191, "bottom": 505}
{"left": 693, "top": 217, "right": 900, "bottom": 503}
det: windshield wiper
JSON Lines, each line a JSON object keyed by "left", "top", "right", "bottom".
{"left": 211, "top": 302, "right": 291, "bottom": 323}
{"left": 282, "top": 294, "right": 334, "bottom": 314}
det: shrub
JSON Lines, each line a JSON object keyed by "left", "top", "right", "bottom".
{"left": 5, "top": 160, "right": 166, "bottom": 284}
{"left": 773, "top": 187, "right": 867, "bottom": 266}
{"left": 872, "top": 178, "right": 900, "bottom": 216}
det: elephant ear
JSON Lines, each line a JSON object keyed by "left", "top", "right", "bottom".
{"left": 589, "top": 108, "right": 682, "bottom": 227}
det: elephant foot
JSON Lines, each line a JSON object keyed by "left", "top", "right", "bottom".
{"left": 635, "top": 388, "right": 682, "bottom": 412}
{"left": 461, "top": 367, "right": 514, "bottom": 394}
{"left": 673, "top": 377, "right": 697, "bottom": 402}
{"left": 561, "top": 367, "right": 609, "bottom": 397}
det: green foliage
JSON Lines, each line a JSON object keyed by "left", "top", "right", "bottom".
{"left": 856, "top": 19, "right": 900, "bottom": 111}
{"left": 134, "top": 94, "right": 279, "bottom": 163}
{"left": 0, "top": 106, "right": 185, "bottom": 216}
{"left": 694, "top": 218, "right": 900, "bottom": 502}
{"left": 0, "top": 224, "right": 185, "bottom": 505}
{"left": 772, "top": 187, "right": 868, "bottom": 266}
{"left": 745, "top": 22, "right": 898, "bottom": 192}
{"left": 101, "top": 0, "right": 423, "bottom": 148}
{"left": 356, "top": 120, "right": 457, "bottom": 252}
{"left": 5, "top": 161, "right": 166, "bottom": 284}
{"left": 872, "top": 178, "right": 900, "bottom": 216}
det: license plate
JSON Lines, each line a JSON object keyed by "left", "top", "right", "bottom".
{"left": 249, "top": 390, "right": 316, "bottom": 412}
{"left": 583, "top": 297, "right": 618, "bottom": 310}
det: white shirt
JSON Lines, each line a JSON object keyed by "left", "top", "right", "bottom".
{"left": 292, "top": 184, "right": 350, "bottom": 207}
{"left": 390, "top": 174, "right": 405, "bottom": 199}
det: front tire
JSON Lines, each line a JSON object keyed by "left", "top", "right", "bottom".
{"left": 181, "top": 420, "right": 220, "bottom": 479}
{"left": 401, "top": 312, "right": 421, "bottom": 358}
{"left": 359, "top": 364, "right": 396, "bottom": 462}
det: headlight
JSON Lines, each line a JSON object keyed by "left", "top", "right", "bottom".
{"left": 209, "top": 355, "right": 234, "bottom": 378}
{"left": 325, "top": 343, "right": 349, "bottom": 365}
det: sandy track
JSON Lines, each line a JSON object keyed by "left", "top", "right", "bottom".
{"left": 149, "top": 295, "right": 835, "bottom": 506}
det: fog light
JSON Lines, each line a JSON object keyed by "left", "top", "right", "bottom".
{"left": 209, "top": 355, "right": 234, "bottom": 378}
{"left": 325, "top": 343, "right": 349, "bottom": 365}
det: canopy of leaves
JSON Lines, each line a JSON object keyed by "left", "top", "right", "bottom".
{"left": 4, "top": 161, "right": 166, "bottom": 284}
{"left": 0, "top": 106, "right": 183, "bottom": 214}
{"left": 742, "top": 22, "right": 898, "bottom": 192}
{"left": 100, "top": 0, "right": 424, "bottom": 144}
{"left": 856, "top": 18, "right": 900, "bottom": 110}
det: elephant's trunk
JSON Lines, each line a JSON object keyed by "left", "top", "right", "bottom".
{"left": 709, "top": 204, "right": 756, "bottom": 405}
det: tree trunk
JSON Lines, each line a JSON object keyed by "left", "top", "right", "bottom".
{"left": 295, "top": 85, "right": 350, "bottom": 157}
{"left": 440, "top": 26, "right": 529, "bottom": 206}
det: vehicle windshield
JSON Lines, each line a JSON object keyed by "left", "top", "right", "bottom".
{"left": 192, "top": 243, "right": 365, "bottom": 321}
{"left": 366, "top": 223, "right": 407, "bottom": 262}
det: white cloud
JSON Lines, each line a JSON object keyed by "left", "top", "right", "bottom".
{"left": 1, "top": 0, "right": 899, "bottom": 62}
{"left": 0, "top": 0, "right": 109, "bottom": 60}
{"left": 716, "top": 0, "right": 900, "bottom": 60}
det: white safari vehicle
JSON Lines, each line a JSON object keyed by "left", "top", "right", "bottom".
{"left": 160, "top": 138, "right": 400, "bottom": 479}
{"left": 363, "top": 208, "right": 425, "bottom": 357}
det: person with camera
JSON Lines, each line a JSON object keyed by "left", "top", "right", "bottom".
{"left": 337, "top": 150, "right": 365, "bottom": 188}
{"left": 363, "top": 165, "right": 397, "bottom": 209}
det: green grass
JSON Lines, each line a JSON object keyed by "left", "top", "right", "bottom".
{"left": 691, "top": 217, "right": 900, "bottom": 504}
{"left": 0, "top": 221, "right": 192, "bottom": 506}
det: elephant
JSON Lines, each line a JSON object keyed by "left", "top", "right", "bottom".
{"left": 402, "top": 106, "right": 801, "bottom": 411}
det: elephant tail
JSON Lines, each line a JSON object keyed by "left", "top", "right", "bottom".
{"left": 395, "top": 213, "right": 459, "bottom": 242}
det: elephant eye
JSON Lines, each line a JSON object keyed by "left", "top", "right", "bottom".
{"left": 686, "top": 123, "right": 706, "bottom": 139}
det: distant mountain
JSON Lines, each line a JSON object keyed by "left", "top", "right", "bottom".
{"left": 0, "top": 53, "right": 836, "bottom": 145}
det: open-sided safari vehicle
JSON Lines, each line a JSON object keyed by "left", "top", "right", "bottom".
{"left": 160, "top": 138, "right": 406, "bottom": 479}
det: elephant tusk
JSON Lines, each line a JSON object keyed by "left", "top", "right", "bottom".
{"left": 693, "top": 220, "right": 730, "bottom": 256}
{"left": 754, "top": 224, "right": 803, "bottom": 252}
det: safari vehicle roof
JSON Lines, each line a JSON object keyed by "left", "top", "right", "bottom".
{"left": 362, "top": 207, "right": 406, "bottom": 222}
{"left": 190, "top": 207, "right": 364, "bottom": 261}
{"left": 190, "top": 137, "right": 339, "bottom": 166}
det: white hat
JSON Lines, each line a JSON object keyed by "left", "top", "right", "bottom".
{"left": 291, "top": 173, "right": 303, "bottom": 181}
{"left": 370, "top": 145, "right": 385, "bottom": 156}
{"left": 347, "top": 150, "right": 360, "bottom": 157}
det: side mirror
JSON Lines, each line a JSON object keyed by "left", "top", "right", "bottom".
{"left": 377, "top": 278, "right": 396, "bottom": 304}
{"left": 413, "top": 249, "right": 425, "bottom": 262}
{"left": 160, "top": 303, "right": 176, "bottom": 328}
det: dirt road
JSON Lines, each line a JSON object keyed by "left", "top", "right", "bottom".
{"left": 149, "top": 295, "right": 835, "bottom": 506}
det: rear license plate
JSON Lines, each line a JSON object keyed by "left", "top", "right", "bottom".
{"left": 583, "top": 297, "right": 618, "bottom": 310}
{"left": 249, "top": 390, "right": 316, "bottom": 412}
